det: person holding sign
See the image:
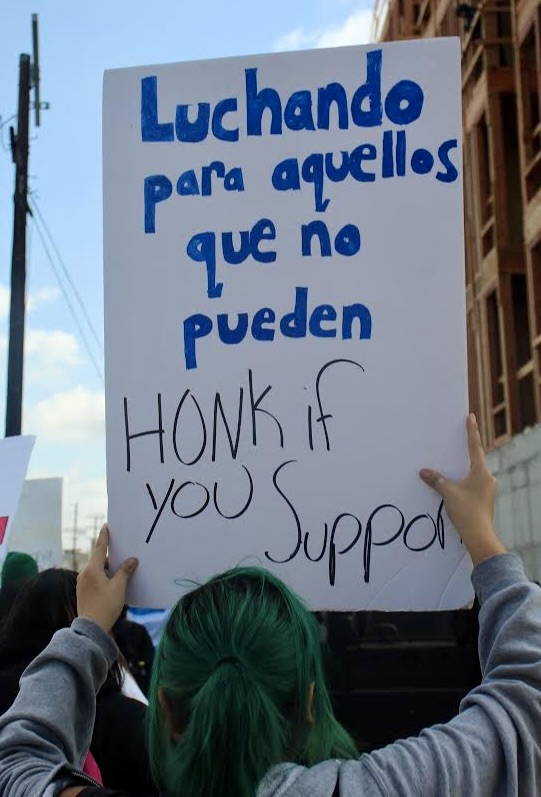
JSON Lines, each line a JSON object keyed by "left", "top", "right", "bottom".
{"left": 0, "top": 417, "right": 540, "bottom": 797}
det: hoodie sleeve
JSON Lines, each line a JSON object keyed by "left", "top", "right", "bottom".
{"left": 0, "top": 617, "right": 118, "bottom": 797}
{"left": 351, "top": 553, "right": 541, "bottom": 797}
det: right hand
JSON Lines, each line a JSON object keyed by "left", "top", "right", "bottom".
{"left": 420, "top": 414, "right": 506, "bottom": 565}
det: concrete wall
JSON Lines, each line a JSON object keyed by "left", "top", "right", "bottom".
{"left": 488, "top": 425, "right": 541, "bottom": 581}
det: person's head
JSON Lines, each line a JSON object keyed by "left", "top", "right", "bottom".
{"left": 0, "top": 567, "right": 125, "bottom": 693}
{"left": 1, "top": 552, "right": 38, "bottom": 588}
{"left": 0, "top": 568, "right": 77, "bottom": 650}
{"left": 147, "top": 566, "right": 357, "bottom": 797}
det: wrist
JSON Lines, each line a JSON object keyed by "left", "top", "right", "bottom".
{"left": 77, "top": 612, "right": 112, "bottom": 634}
{"left": 456, "top": 518, "right": 504, "bottom": 565}
{"left": 466, "top": 532, "right": 506, "bottom": 566}
{"left": 71, "top": 617, "right": 119, "bottom": 664}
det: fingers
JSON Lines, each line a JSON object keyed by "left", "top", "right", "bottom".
{"left": 120, "top": 557, "right": 138, "bottom": 576}
{"left": 419, "top": 468, "right": 448, "bottom": 497}
{"left": 111, "top": 557, "right": 138, "bottom": 589}
{"left": 90, "top": 524, "right": 137, "bottom": 583}
{"left": 421, "top": 416, "right": 484, "bottom": 494}
{"left": 467, "top": 413, "right": 485, "bottom": 470}
{"left": 90, "top": 524, "right": 109, "bottom": 568}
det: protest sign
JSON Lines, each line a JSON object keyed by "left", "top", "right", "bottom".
{"left": 103, "top": 38, "right": 471, "bottom": 610}
{"left": 8, "top": 478, "right": 63, "bottom": 570}
{"left": 0, "top": 436, "right": 36, "bottom": 566}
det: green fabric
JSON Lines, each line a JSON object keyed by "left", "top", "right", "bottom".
{"left": 1, "top": 552, "right": 38, "bottom": 587}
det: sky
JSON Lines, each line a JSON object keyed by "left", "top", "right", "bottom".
{"left": 0, "top": 0, "right": 374, "bottom": 551}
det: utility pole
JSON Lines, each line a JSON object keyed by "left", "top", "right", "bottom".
{"left": 71, "top": 503, "right": 79, "bottom": 570}
{"left": 5, "top": 54, "right": 31, "bottom": 437}
{"left": 32, "top": 15, "right": 41, "bottom": 128}
{"left": 5, "top": 15, "right": 43, "bottom": 437}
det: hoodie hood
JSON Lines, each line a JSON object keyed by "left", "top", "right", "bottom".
{"left": 256, "top": 757, "right": 390, "bottom": 797}
{"left": 257, "top": 761, "right": 340, "bottom": 797}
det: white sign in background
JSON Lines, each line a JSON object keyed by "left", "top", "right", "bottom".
{"left": 8, "top": 478, "right": 63, "bottom": 570}
{"left": 0, "top": 436, "right": 36, "bottom": 566}
{"left": 104, "top": 39, "right": 471, "bottom": 610}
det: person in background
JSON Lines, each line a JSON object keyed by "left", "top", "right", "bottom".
{"left": 0, "top": 568, "right": 157, "bottom": 796}
{"left": 113, "top": 607, "right": 155, "bottom": 696}
{"left": 0, "top": 551, "right": 38, "bottom": 629}
{"left": 2, "top": 415, "right": 541, "bottom": 797}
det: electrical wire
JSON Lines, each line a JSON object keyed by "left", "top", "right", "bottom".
{"left": 29, "top": 209, "right": 104, "bottom": 383}
{"left": 30, "top": 197, "right": 103, "bottom": 352}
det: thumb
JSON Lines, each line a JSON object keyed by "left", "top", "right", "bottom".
{"left": 111, "top": 557, "right": 138, "bottom": 588}
{"left": 420, "top": 468, "right": 448, "bottom": 497}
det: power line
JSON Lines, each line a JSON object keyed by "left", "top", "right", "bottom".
{"left": 31, "top": 208, "right": 104, "bottom": 382}
{"left": 30, "top": 209, "right": 104, "bottom": 382}
{"left": 30, "top": 196, "right": 103, "bottom": 351}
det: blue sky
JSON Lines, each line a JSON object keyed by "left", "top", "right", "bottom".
{"left": 0, "top": 0, "right": 374, "bottom": 549}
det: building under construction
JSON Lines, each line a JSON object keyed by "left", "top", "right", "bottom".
{"left": 373, "top": 0, "right": 541, "bottom": 451}
{"left": 323, "top": 6, "right": 541, "bottom": 750}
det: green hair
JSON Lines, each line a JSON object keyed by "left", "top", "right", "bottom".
{"left": 147, "top": 566, "right": 357, "bottom": 797}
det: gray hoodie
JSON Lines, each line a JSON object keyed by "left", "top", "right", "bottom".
{"left": 0, "top": 553, "right": 540, "bottom": 797}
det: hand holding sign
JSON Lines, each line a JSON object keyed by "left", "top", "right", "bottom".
{"left": 421, "top": 414, "right": 504, "bottom": 566}
{"left": 77, "top": 525, "right": 138, "bottom": 633}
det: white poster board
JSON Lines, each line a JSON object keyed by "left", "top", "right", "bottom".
{"left": 104, "top": 38, "right": 472, "bottom": 610}
{"left": 0, "top": 436, "right": 36, "bottom": 566}
{"left": 8, "top": 478, "right": 63, "bottom": 570}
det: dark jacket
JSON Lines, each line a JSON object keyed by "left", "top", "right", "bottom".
{"left": 0, "top": 640, "right": 157, "bottom": 796}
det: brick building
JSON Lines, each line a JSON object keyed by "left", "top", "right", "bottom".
{"left": 373, "top": 0, "right": 541, "bottom": 451}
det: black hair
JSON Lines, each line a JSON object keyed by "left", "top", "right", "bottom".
{"left": 0, "top": 568, "right": 122, "bottom": 689}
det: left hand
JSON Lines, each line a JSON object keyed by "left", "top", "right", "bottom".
{"left": 77, "top": 524, "right": 138, "bottom": 632}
